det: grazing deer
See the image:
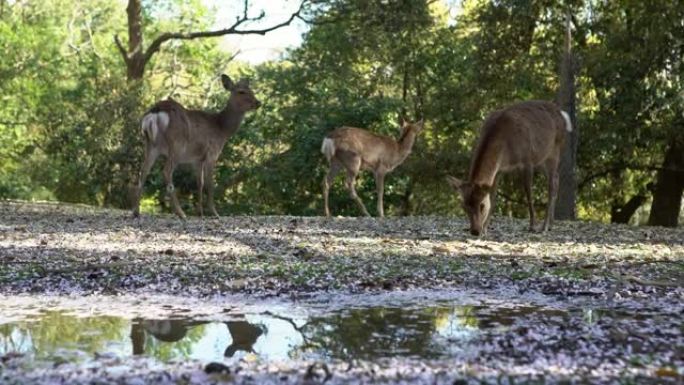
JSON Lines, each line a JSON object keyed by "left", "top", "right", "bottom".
{"left": 447, "top": 100, "right": 572, "bottom": 236}
{"left": 131, "top": 74, "right": 261, "bottom": 219}
{"left": 321, "top": 119, "right": 423, "bottom": 217}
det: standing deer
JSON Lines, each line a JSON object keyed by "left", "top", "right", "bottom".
{"left": 447, "top": 100, "right": 572, "bottom": 236}
{"left": 321, "top": 119, "right": 423, "bottom": 217}
{"left": 131, "top": 74, "right": 261, "bottom": 219}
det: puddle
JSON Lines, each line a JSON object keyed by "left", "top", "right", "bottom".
{"left": 0, "top": 303, "right": 606, "bottom": 365}
{"left": 1, "top": 292, "right": 682, "bottom": 385}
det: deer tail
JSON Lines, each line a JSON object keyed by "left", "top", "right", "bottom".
{"left": 141, "top": 112, "right": 170, "bottom": 142}
{"left": 320, "top": 137, "right": 336, "bottom": 162}
{"left": 560, "top": 110, "right": 573, "bottom": 133}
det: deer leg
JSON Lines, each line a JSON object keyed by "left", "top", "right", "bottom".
{"left": 205, "top": 162, "right": 219, "bottom": 218}
{"left": 323, "top": 161, "right": 341, "bottom": 217}
{"left": 543, "top": 162, "right": 560, "bottom": 232}
{"left": 132, "top": 146, "right": 159, "bottom": 218}
{"left": 374, "top": 170, "right": 386, "bottom": 218}
{"left": 195, "top": 162, "right": 205, "bottom": 218}
{"left": 523, "top": 167, "right": 536, "bottom": 231}
{"left": 344, "top": 166, "right": 370, "bottom": 217}
{"left": 163, "top": 159, "right": 186, "bottom": 219}
{"left": 483, "top": 176, "right": 498, "bottom": 235}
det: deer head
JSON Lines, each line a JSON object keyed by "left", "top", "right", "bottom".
{"left": 399, "top": 118, "right": 423, "bottom": 136}
{"left": 221, "top": 74, "right": 261, "bottom": 112}
{"left": 397, "top": 118, "right": 424, "bottom": 153}
{"left": 446, "top": 176, "right": 492, "bottom": 236}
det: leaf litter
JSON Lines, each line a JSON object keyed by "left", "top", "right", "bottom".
{"left": 0, "top": 201, "right": 682, "bottom": 384}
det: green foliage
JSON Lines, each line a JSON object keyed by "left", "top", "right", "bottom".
{"left": 0, "top": 311, "right": 127, "bottom": 360}
{"left": 0, "top": 0, "right": 682, "bottom": 222}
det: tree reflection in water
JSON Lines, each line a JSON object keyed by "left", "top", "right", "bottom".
{"left": 0, "top": 311, "right": 127, "bottom": 360}
{"left": 267, "top": 306, "right": 480, "bottom": 361}
{"left": 1, "top": 305, "right": 557, "bottom": 364}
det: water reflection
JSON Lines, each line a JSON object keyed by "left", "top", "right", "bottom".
{"left": 224, "top": 321, "right": 265, "bottom": 357}
{"left": 0, "top": 304, "right": 569, "bottom": 364}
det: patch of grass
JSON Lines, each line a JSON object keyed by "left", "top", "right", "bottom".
{"left": 549, "top": 267, "right": 592, "bottom": 280}
{"left": 509, "top": 270, "right": 534, "bottom": 281}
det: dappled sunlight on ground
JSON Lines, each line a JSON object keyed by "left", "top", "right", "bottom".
{"left": 1, "top": 201, "right": 682, "bottom": 384}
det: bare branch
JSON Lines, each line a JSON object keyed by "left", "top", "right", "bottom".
{"left": 114, "top": 35, "right": 128, "bottom": 61}
{"left": 143, "top": 0, "right": 307, "bottom": 64}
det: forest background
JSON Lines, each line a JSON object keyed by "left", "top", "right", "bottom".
{"left": 1, "top": 0, "right": 682, "bottom": 226}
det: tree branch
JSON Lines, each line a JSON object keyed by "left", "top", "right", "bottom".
{"left": 114, "top": 34, "right": 128, "bottom": 61}
{"left": 0, "top": 121, "right": 29, "bottom": 126}
{"left": 143, "top": 0, "right": 307, "bottom": 64}
{"left": 577, "top": 163, "right": 674, "bottom": 191}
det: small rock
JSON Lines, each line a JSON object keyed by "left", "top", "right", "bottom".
{"left": 204, "top": 362, "right": 231, "bottom": 375}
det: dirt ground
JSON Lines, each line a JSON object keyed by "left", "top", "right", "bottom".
{"left": 0, "top": 201, "right": 682, "bottom": 384}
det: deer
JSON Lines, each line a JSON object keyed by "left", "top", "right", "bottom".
{"left": 131, "top": 74, "right": 261, "bottom": 219}
{"left": 446, "top": 100, "right": 572, "bottom": 236}
{"left": 321, "top": 119, "right": 423, "bottom": 217}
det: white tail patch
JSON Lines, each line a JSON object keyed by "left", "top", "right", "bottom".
{"left": 141, "top": 112, "right": 169, "bottom": 142}
{"left": 560, "top": 111, "right": 573, "bottom": 132}
{"left": 321, "top": 137, "right": 336, "bottom": 161}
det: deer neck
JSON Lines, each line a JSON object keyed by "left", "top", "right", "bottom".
{"left": 392, "top": 130, "right": 417, "bottom": 164}
{"left": 217, "top": 103, "right": 245, "bottom": 138}
{"left": 468, "top": 135, "right": 501, "bottom": 187}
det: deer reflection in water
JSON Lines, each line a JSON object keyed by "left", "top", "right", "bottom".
{"left": 130, "top": 317, "right": 265, "bottom": 357}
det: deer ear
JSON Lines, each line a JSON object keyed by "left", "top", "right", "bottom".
{"left": 446, "top": 175, "right": 465, "bottom": 191}
{"left": 221, "top": 74, "right": 235, "bottom": 90}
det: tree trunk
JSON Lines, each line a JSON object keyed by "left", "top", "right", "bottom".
{"left": 399, "top": 179, "right": 413, "bottom": 216}
{"left": 555, "top": 14, "right": 578, "bottom": 220}
{"left": 124, "top": 0, "right": 146, "bottom": 80}
{"left": 131, "top": 320, "right": 146, "bottom": 355}
{"left": 611, "top": 194, "right": 646, "bottom": 224}
{"left": 648, "top": 134, "right": 684, "bottom": 227}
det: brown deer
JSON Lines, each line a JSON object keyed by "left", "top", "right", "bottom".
{"left": 321, "top": 119, "right": 423, "bottom": 217}
{"left": 447, "top": 100, "right": 572, "bottom": 236}
{"left": 131, "top": 74, "right": 261, "bottom": 219}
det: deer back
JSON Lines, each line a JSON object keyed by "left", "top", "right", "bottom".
{"left": 328, "top": 127, "right": 398, "bottom": 165}
{"left": 470, "top": 100, "right": 568, "bottom": 182}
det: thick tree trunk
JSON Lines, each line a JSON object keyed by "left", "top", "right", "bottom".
{"left": 125, "top": 0, "right": 145, "bottom": 80}
{"left": 555, "top": 15, "right": 578, "bottom": 220}
{"left": 648, "top": 134, "right": 684, "bottom": 227}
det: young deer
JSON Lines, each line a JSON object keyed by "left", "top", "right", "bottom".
{"left": 321, "top": 119, "right": 423, "bottom": 217}
{"left": 447, "top": 100, "right": 572, "bottom": 235}
{"left": 131, "top": 74, "right": 261, "bottom": 219}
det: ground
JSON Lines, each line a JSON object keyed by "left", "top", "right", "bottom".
{"left": 0, "top": 201, "right": 682, "bottom": 384}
